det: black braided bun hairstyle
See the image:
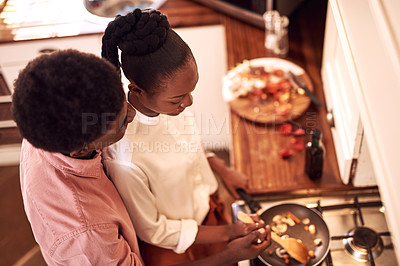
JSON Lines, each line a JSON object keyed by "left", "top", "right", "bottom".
{"left": 102, "top": 8, "right": 194, "bottom": 94}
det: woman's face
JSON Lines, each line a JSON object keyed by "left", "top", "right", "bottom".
{"left": 141, "top": 59, "right": 198, "bottom": 116}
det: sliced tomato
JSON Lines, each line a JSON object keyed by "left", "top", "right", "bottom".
{"left": 251, "top": 88, "right": 263, "bottom": 97}
{"left": 273, "top": 91, "right": 282, "bottom": 101}
{"left": 266, "top": 83, "right": 280, "bottom": 94}
{"left": 279, "top": 80, "right": 292, "bottom": 92}
{"left": 278, "top": 148, "right": 293, "bottom": 159}
{"left": 273, "top": 69, "right": 285, "bottom": 77}
{"left": 292, "top": 128, "right": 305, "bottom": 136}
{"left": 291, "top": 138, "right": 305, "bottom": 151}
{"left": 278, "top": 123, "right": 292, "bottom": 135}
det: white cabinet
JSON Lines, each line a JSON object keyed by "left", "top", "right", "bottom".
{"left": 175, "top": 25, "right": 229, "bottom": 150}
{"left": 321, "top": 1, "right": 368, "bottom": 185}
{"left": 322, "top": 0, "right": 400, "bottom": 261}
{"left": 0, "top": 34, "right": 103, "bottom": 92}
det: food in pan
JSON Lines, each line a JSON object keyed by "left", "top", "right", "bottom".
{"left": 237, "top": 211, "right": 255, "bottom": 224}
{"left": 269, "top": 211, "right": 322, "bottom": 264}
{"left": 287, "top": 211, "right": 301, "bottom": 224}
{"left": 309, "top": 224, "right": 316, "bottom": 235}
{"left": 237, "top": 209, "right": 325, "bottom": 264}
{"left": 313, "top": 238, "right": 322, "bottom": 246}
{"left": 271, "top": 212, "right": 300, "bottom": 235}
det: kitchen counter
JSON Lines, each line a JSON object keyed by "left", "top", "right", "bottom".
{"left": 0, "top": 0, "right": 374, "bottom": 194}
{"left": 191, "top": 0, "right": 377, "bottom": 195}
{"left": 0, "top": 0, "right": 221, "bottom": 43}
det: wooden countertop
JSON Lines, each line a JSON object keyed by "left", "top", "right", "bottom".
{"left": 0, "top": 0, "right": 375, "bottom": 194}
{"left": 174, "top": 0, "right": 375, "bottom": 195}
{"left": 222, "top": 0, "right": 370, "bottom": 195}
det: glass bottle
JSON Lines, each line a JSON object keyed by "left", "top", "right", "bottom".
{"left": 305, "top": 129, "right": 324, "bottom": 180}
{"left": 263, "top": 10, "right": 280, "bottom": 52}
{"left": 263, "top": 10, "right": 289, "bottom": 56}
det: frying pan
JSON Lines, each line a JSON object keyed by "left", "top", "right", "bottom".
{"left": 236, "top": 189, "right": 330, "bottom": 266}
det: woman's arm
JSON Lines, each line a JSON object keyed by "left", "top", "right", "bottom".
{"left": 206, "top": 153, "right": 248, "bottom": 198}
{"left": 104, "top": 160, "right": 198, "bottom": 253}
{"left": 194, "top": 221, "right": 260, "bottom": 244}
{"left": 177, "top": 226, "right": 271, "bottom": 266}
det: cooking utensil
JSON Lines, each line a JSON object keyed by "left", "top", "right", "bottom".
{"left": 235, "top": 188, "right": 330, "bottom": 265}
{"left": 271, "top": 231, "right": 308, "bottom": 264}
{"left": 236, "top": 188, "right": 263, "bottom": 215}
{"left": 288, "top": 70, "right": 322, "bottom": 107}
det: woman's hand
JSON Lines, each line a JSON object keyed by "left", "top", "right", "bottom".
{"left": 207, "top": 155, "right": 248, "bottom": 199}
{"left": 195, "top": 214, "right": 265, "bottom": 244}
{"left": 221, "top": 167, "right": 249, "bottom": 199}
{"left": 224, "top": 225, "right": 271, "bottom": 263}
{"left": 228, "top": 215, "right": 266, "bottom": 240}
{"left": 176, "top": 226, "right": 271, "bottom": 266}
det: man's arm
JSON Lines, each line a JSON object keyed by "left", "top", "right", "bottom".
{"left": 53, "top": 224, "right": 143, "bottom": 265}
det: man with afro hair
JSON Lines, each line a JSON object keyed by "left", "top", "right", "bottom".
{"left": 12, "top": 49, "right": 270, "bottom": 266}
{"left": 12, "top": 49, "right": 141, "bottom": 265}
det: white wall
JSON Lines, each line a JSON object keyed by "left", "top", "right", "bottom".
{"left": 175, "top": 25, "right": 230, "bottom": 151}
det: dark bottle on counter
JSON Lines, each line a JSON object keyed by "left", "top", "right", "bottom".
{"left": 305, "top": 129, "right": 324, "bottom": 180}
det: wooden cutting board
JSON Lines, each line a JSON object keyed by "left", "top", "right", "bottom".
{"left": 225, "top": 58, "right": 313, "bottom": 124}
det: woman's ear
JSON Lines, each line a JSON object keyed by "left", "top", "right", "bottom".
{"left": 128, "top": 81, "right": 144, "bottom": 96}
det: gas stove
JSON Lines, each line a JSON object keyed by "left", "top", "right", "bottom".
{"left": 232, "top": 189, "right": 399, "bottom": 266}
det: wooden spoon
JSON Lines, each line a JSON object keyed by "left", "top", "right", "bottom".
{"left": 271, "top": 231, "right": 308, "bottom": 265}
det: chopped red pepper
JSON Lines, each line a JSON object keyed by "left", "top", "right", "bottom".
{"left": 278, "top": 148, "right": 293, "bottom": 159}
{"left": 292, "top": 128, "right": 305, "bottom": 136}
{"left": 278, "top": 123, "right": 293, "bottom": 135}
{"left": 291, "top": 138, "right": 305, "bottom": 151}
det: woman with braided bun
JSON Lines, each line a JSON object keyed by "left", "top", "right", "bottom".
{"left": 102, "top": 9, "right": 271, "bottom": 265}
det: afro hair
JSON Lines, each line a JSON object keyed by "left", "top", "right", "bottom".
{"left": 12, "top": 49, "right": 125, "bottom": 153}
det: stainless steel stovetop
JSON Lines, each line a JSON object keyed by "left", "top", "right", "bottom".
{"left": 232, "top": 189, "right": 399, "bottom": 266}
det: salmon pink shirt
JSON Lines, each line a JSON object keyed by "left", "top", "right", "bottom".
{"left": 19, "top": 140, "right": 143, "bottom": 265}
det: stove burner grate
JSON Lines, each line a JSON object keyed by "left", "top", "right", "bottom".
{"left": 343, "top": 226, "right": 383, "bottom": 262}
{"left": 237, "top": 195, "right": 394, "bottom": 266}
